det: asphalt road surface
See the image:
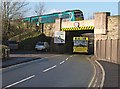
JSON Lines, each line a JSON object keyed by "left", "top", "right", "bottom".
{"left": 2, "top": 54, "right": 94, "bottom": 88}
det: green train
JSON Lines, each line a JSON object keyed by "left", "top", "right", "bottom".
{"left": 22, "top": 9, "right": 84, "bottom": 24}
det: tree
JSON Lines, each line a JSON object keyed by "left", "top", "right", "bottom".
{"left": 34, "top": 2, "right": 46, "bottom": 16}
{"left": 1, "top": 0, "right": 29, "bottom": 44}
{"left": 33, "top": 2, "right": 46, "bottom": 32}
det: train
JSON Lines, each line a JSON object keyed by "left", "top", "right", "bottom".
{"left": 22, "top": 9, "right": 84, "bottom": 24}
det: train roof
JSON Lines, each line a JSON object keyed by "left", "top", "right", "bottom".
{"left": 23, "top": 9, "right": 83, "bottom": 19}
{"left": 41, "top": 9, "right": 82, "bottom": 16}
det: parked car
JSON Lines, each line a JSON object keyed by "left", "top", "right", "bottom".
{"left": 35, "top": 42, "right": 49, "bottom": 51}
{"left": 8, "top": 41, "right": 18, "bottom": 50}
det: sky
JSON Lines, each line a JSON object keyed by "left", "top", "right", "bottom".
{"left": 25, "top": 2, "right": 119, "bottom": 19}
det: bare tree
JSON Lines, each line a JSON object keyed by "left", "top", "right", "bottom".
{"left": 1, "top": 0, "right": 29, "bottom": 44}
{"left": 34, "top": 2, "right": 46, "bottom": 16}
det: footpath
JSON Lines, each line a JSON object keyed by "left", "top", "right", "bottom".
{"left": 1, "top": 50, "right": 53, "bottom": 68}
{"left": 1, "top": 50, "right": 56, "bottom": 68}
{"left": 1, "top": 57, "right": 41, "bottom": 68}
{"left": 98, "top": 60, "right": 119, "bottom": 88}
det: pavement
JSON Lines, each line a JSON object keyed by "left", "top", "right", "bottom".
{"left": 1, "top": 51, "right": 119, "bottom": 88}
{"left": 98, "top": 60, "right": 119, "bottom": 88}
{"left": 1, "top": 57, "right": 41, "bottom": 68}
{"left": 1, "top": 50, "right": 56, "bottom": 68}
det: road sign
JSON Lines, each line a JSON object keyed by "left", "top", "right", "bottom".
{"left": 54, "top": 31, "right": 65, "bottom": 44}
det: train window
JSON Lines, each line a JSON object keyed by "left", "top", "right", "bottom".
{"left": 75, "top": 13, "right": 80, "bottom": 17}
{"left": 40, "top": 15, "right": 58, "bottom": 23}
{"left": 62, "top": 14, "right": 69, "bottom": 19}
{"left": 74, "top": 12, "right": 84, "bottom": 19}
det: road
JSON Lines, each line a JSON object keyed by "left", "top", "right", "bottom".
{"left": 2, "top": 54, "right": 94, "bottom": 88}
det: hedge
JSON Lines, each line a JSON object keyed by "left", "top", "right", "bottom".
{"left": 0, "top": 45, "right": 10, "bottom": 60}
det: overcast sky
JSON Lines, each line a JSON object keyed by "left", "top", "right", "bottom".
{"left": 25, "top": 1, "right": 119, "bottom": 19}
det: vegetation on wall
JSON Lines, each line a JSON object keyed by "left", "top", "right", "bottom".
{"left": 18, "top": 33, "right": 51, "bottom": 50}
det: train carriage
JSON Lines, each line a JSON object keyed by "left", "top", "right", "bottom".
{"left": 22, "top": 9, "right": 84, "bottom": 24}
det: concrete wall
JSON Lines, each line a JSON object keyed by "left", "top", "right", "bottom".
{"left": 43, "top": 19, "right": 95, "bottom": 38}
{"left": 94, "top": 15, "right": 120, "bottom": 40}
{"left": 107, "top": 16, "right": 120, "bottom": 39}
{"left": 62, "top": 20, "right": 94, "bottom": 28}
{"left": 94, "top": 12, "right": 110, "bottom": 35}
{"left": 94, "top": 12, "right": 120, "bottom": 64}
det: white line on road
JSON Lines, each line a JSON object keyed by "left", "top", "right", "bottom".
{"left": 66, "top": 58, "right": 69, "bottom": 60}
{"left": 43, "top": 65, "right": 57, "bottom": 73}
{"left": 70, "top": 55, "right": 73, "bottom": 58}
{"left": 95, "top": 60, "right": 105, "bottom": 88}
{"left": 59, "top": 61, "right": 65, "bottom": 64}
{"left": 87, "top": 58, "right": 96, "bottom": 88}
{"left": 3, "top": 75, "right": 35, "bottom": 89}
{"left": 93, "top": 78, "right": 98, "bottom": 87}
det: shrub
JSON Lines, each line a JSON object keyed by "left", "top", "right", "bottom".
{"left": 18, "top": 33, "right": 52, "bottom": 50}
{"left": 0, "top": 45, "right": 10, "bottom": 60}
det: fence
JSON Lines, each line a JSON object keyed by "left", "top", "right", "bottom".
{"left": 96, "top": 39, "right": 120, "bottom": 64}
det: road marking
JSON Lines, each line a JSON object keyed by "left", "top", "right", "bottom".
{"left": 87, "top": 57, "right": 105, "bottom": 88}
{"left": 87, "top": 58, "right": 97, "bottom": 88}
{"left": 3, "top": 75, "right": 35, "bottom": 89}
{"left": 59, "top": 61, "right": 65, "bottom": 64}
{"left": 43, "top": 65, "right": 57, "bottom": 73}
{"left": 70, "top": 55, "right": 73, "bottom": 58}
{"left": 95, "top": 60, "right": 105, "bottom": 88}
{"left": 66, "top": 58, "right": 69, "bottom": 60}
{"left": 93, "top": 78, "right": 97, "bottom": 87}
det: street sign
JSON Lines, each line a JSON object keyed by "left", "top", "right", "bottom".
{"left": 54, "top": 31, "right": 65, "bottom": 44}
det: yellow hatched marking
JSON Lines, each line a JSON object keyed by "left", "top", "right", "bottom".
{"left": 61, "top": 26, "right": 94, "bottom": 31}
